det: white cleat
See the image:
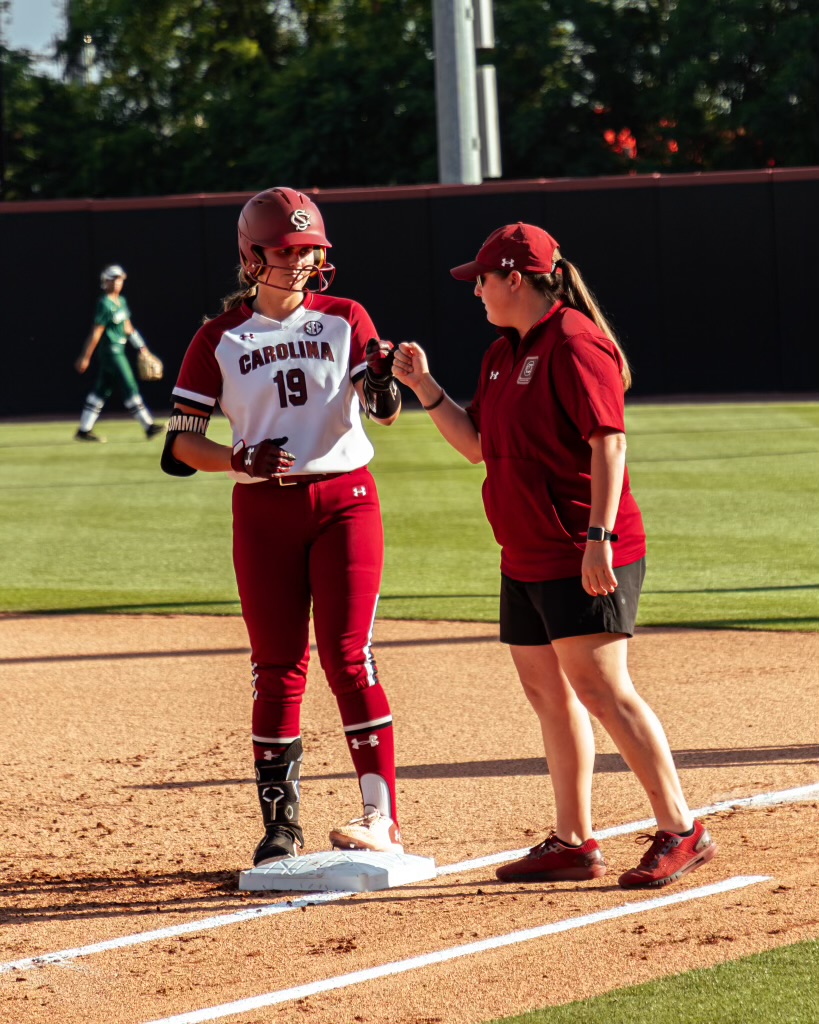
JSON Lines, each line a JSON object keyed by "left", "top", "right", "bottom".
{"left": 329, "top": 810, "right": 404, "bottom": 854}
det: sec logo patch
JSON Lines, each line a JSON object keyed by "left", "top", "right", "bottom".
{"left": 517, "top": 356, "right": 539, "bottom": 384}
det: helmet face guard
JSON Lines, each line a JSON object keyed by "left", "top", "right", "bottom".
{"left": 241, "top": 246, "right": 336, "bottom": 293}
{"left": 238, "top": 188, "right": 336, "bottom": 293}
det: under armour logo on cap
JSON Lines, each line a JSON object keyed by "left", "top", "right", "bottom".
{"left": 450, "top": 222, "right": 561, "bottom": 281}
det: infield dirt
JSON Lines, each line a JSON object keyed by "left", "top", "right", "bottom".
{"left": 1, "top": 615, "right": 817, "bottom": 1024}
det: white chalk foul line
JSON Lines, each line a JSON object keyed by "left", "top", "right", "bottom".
{"left": 435, "top": 780, "right": 819, "bottom": 877}
{"left": 0, "top": 890, "right": 356, "bottom": 975}
{"left": 598, "top": 780, "right": 819, "bottom": 840}
{"left": 1, "top": 780, "right": 814, "bottom": 975}
{"left": 141, "top": 874, "right": 771, "bottom": 1024}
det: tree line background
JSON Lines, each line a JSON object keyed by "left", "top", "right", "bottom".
{"left": 1, "top": 0, "right": 817, "bottom": 201}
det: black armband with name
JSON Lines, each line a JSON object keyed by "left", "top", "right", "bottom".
{"left": 161, "top": 411, "right": 210, "bottom": 477}
{"left": 363, "top": 370, "right": 401, "bottom": 420}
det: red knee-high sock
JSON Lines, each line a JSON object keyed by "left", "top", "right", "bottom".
{"left": 335, "top": 684, "right": 398, "bottom": 826}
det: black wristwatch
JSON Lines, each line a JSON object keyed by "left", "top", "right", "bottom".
{"left": 586, "top": 526, "right": 619, "bottom": 543}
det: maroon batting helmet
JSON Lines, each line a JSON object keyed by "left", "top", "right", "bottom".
{"left": 238, "top": 187, "right": 335, "bottom": 292}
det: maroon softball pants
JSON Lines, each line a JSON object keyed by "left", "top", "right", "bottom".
{"left": 232, "top": 465, "right": 385, "bottom": 743}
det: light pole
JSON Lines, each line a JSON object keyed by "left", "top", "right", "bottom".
{"left": 474, "top": 0, "right": 502, "bottom": 180}
{"left": 432, "top": 0, "right": 501, "bottom": 185}
{"left": 0, "top": 6, "right": 7, "bottom": 199}
{"left": 432, "top": 0, "right": 481, "bottom": 184}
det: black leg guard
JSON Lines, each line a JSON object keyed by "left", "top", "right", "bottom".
{"left": 253, "top": 738, "right": 305, "bottom": 866}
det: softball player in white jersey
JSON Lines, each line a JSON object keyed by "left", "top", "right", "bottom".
{"left": 162, "top": 187, "right": 404, "bottom": 866}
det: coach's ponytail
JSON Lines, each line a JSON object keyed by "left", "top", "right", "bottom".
{"left": 526, "top": 258, "right": 632, "bottom": 391}
{"left": 556, "top": 259, "right": 632, "bottom": 391}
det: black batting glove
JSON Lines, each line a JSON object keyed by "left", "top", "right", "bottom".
{"left": 231, "top": 436, "right": 296, "bottom": 478}
{"left": 365, "top": 338, "right": 396, "bottom": 387}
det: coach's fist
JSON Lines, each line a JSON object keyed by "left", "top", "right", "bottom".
{"left": 365, "top": 338, "right": 396, "bottom": 379}
{"left": 231, "top": 437, "right": 296, "bottom": 478}
{"left": 392, "top": 341, "right": 429, "bottom": 388}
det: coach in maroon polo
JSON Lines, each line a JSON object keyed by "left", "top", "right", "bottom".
{"left": 393, "top": 222, "right": 717, "bottom": 890}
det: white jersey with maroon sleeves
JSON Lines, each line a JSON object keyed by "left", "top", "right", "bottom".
{"left": 172, "top": 293, "right": 377, "bottom": 482}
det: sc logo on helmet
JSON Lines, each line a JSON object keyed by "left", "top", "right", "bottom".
{"left": 290, "top": 209, "right": 312, "bottom": 231}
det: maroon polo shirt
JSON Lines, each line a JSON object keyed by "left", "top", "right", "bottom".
{"left": 466, "top": 303, "right": 646, "bottom": 582}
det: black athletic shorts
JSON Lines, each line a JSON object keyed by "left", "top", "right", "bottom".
{"left": 499, "top": 558, "right": 646, "bottom": 646}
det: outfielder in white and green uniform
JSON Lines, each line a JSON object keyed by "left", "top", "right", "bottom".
{"left": 74, "top": 264, "right": 162, "bottom": 442}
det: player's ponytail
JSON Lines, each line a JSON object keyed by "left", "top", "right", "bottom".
{"left": 203, "top": 268, "right": 258, "bottom": 322}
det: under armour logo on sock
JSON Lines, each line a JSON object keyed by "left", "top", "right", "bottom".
{"left": 350, "top": 734, "right": 379, "bottom": 749}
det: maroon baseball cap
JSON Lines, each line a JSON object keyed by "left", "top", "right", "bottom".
{"left": 450, "top": 222, "right": 560, "bottom": 281}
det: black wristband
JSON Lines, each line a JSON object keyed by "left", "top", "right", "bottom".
{"left": 422, "top": 389, "right": 446, "bottom": 411}
{"left": 363, "top": 374, "right": 401, "bottom": 419}
{"left": 363, "top": 367, "right": 395, "bottom": 392}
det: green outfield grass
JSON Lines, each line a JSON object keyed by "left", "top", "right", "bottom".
{"left": 0, "top": 402, "right": 817, "bottom": 628}
{"left": 488, "top": 939, "right": 819, "bottom": 1024}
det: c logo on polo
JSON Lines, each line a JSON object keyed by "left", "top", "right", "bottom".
{"left": 290, "top": 209, "right": 312, "bottom": 231}
{"left": 517, "top": 356, "right": 539, "bottom": 384}
{"left": 304, "top": 320, "right": 323, "bottom": 336}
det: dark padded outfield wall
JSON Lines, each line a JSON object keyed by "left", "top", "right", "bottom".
{"left": 656, "top": 181, "right": 778, "bottom": 394}
{"left": 772, "top": 179, "right": 819, "bottom": 391}
{"left": 1, "top": 168, "right": 816, "bottom": 417}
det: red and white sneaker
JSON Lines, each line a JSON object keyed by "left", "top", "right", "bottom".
{"left": 618, "top": 820, "right": 717, "bottom": 888}
{"left": 496, "top": 831, "right": 607, "bottom": 883}
{"left": 329, "top": 810, "right": 403, "bottom": 853}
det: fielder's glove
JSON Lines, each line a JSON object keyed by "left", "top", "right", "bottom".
{"left": 231, "top": 437, "right": 296, "bottom": 478}
{"left": 137, "top": 347, "right": 164, "bottom": 382}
